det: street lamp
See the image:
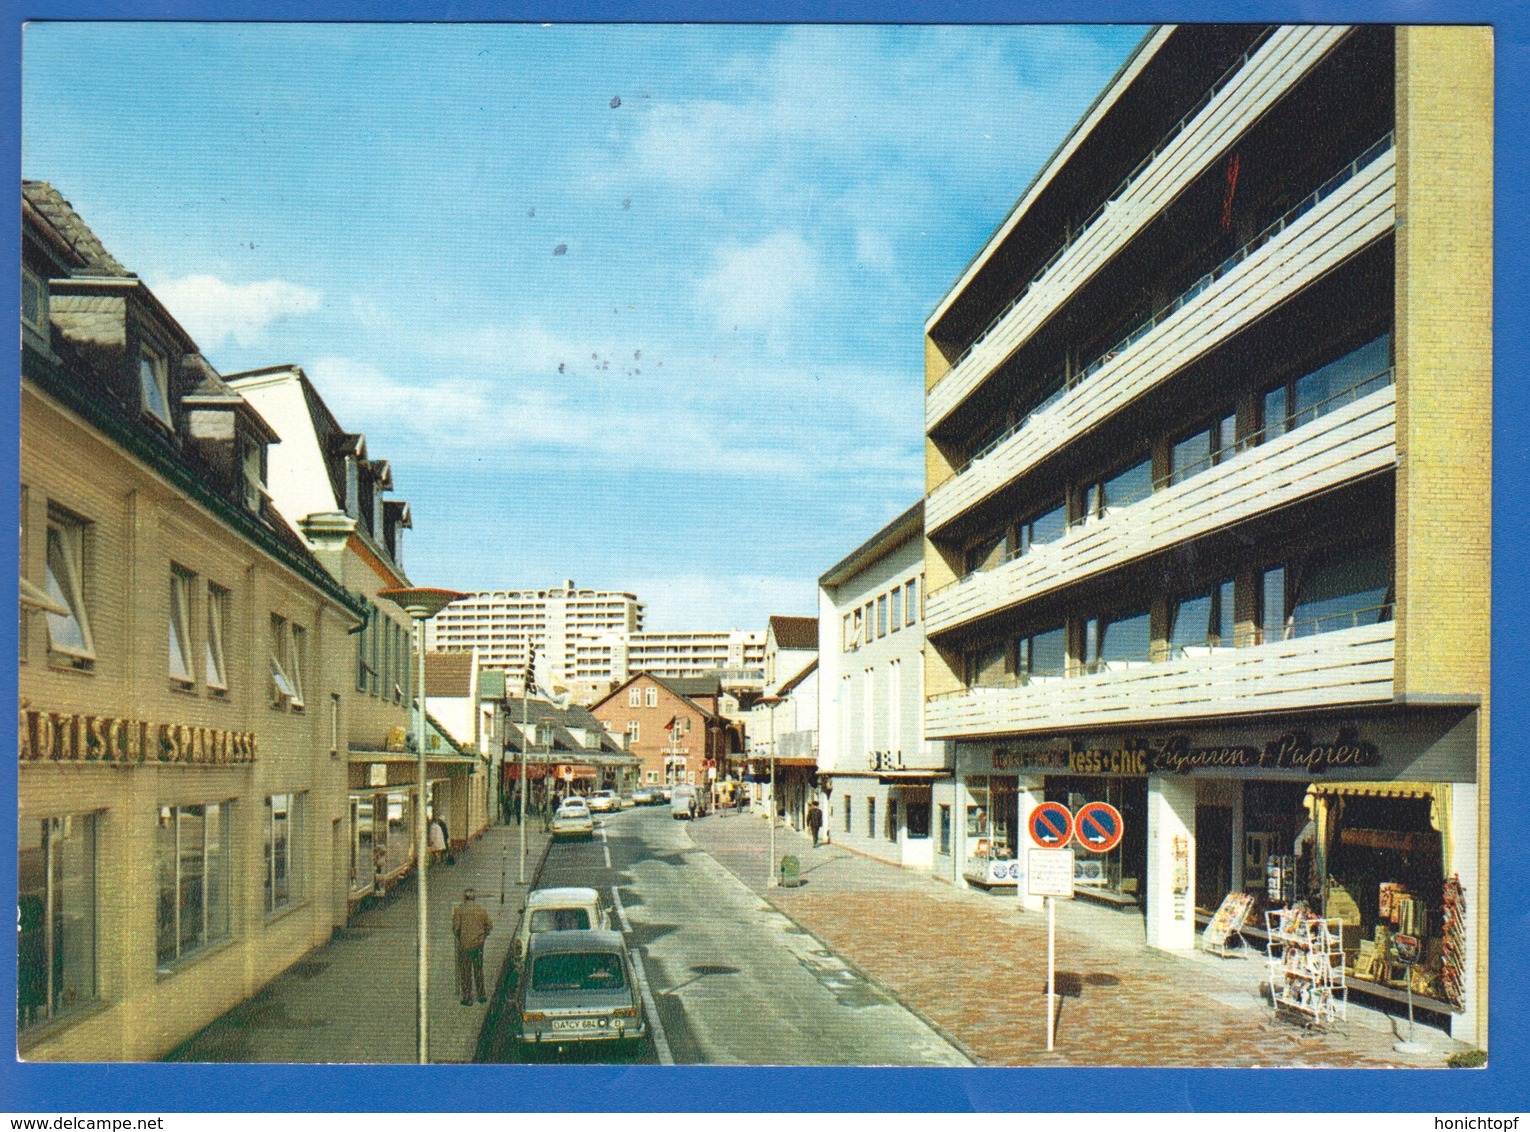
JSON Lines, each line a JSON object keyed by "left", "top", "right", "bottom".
{"left": 377, "top": 585, "right": 465, "bottom": 1066}
{"left": 757, "top": 693, "right": 785, "bottom": 888}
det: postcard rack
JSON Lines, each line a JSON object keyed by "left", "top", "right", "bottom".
{"left": 1265, "top": 908, "right": 1347, "bottom": 1028}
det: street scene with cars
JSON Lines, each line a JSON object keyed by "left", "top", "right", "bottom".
{"left": 21, "top": 22, "right": 1490, "bottom": 1074}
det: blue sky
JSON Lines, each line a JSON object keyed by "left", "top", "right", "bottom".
{"left": 23, "top": 22, "right": 1145, "bottom": 630}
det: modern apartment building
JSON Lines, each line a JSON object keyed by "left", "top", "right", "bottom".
{"left": 425, "top": 581, "right": 644, "bottom": 700}
{"left": 818, "top": 502, "right": 949, "bottom": 872}
{"left": 921, "top": 26, "right": 1488, "bottom": 1045}
{"left": 622, "top": 629, "right": 765, "bottom": 681}
{"left": 19, "top": 183, "right": 368, "bottom": 1059}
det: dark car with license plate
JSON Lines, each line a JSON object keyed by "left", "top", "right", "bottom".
{"left": 515, "top": 929, "right": 646, "bottom": 1055}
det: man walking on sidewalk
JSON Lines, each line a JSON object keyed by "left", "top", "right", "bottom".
{"left": 452, "top": 887, "right": 493, "bottom": 1006}
{"left": 807, "top": 798, "right": 823, "bottom": 847}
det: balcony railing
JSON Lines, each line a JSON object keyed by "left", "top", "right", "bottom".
{"left": 940, "top": 29, "right": 1277, "bottom": 380}
{"left": 925, "top": 620, "right": 1394, "bottom": 738}
{"left": 927, "top": 133, "right": 1396, "bottom": 536}
{"left": 926, "top": 382, "right": 1396, "bottom": 637}
{"left": 927, "top": 25, "right": 1350, "bottom": 431}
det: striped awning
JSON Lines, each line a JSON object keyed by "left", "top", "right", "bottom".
{"left": 1306, "top": 781, "right": 1438, "bottom": 800}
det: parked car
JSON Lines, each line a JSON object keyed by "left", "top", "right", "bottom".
{"left": 514, "top": 886, "right": 611, "bottom": 965}
{"left": 671, "top": 785, "right": 699, "bottom": 820}
{"left": 630, "top": 787, "right": 657, "bottom": 806}
{"left": 658, "top": 787, "right": 673, "bottom": 803}
{"left": 551, "top": 798, "right": 595, "bottom": 841}
{"left": 515, "top": 929, "right": 646, "bottom": 1055}
{"left": 586, "top": 789, "right": 621, "bottom": 813}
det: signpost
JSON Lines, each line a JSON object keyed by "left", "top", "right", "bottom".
{"left": 1026, "top": 800, "right": 1127, "bottom": 1053}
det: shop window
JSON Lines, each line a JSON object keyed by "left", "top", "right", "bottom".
{"left": 1169, "top": 579, "right": 1235, "bottom": 656}
{"left": 889, "top": 586, "right": 901, "bottom": 633}
{"left": 906, "top": 799, "right": 930, "bottom": 839}
{"left": 265, "top": 793, "right": 303, "bottom": 913}
{"left": 1166, "top": 412, "right": 1238, "bottom": 488}
{"left": 1262, "top": 333, "right": 1393, "bottom": 443}
{"left": 866, "top": 797, "right": 876, "bottom": 839}
{"left": 168, "top": 566, "right": 196, "bottom": 687}
{"left": 938, "top": 804, "right": 952, "bottom": 855}
{"left": 156, "top": 802, "right": 231, "bottom": 969}
{"left": 139, "top": 344, "right": 172, "bottom": 426}
{"left": 44, "top": 507, "right": 95, "bottom": 666}
{"left": 205, "top": 583, "right": 229, "bottom": 692}
{"left": 1084, "top": 609, "right": 1152, "bottom": 673}
{"left": 1046, "top": 777, "right": 1147, "bottom": 902}
{"left": 1017, "top": 626, "right": 1066, "bottom": 683}
{"left": 1290, "top": 546, "right": 1393, "bottom": 637}
{"left": 1080, "top": 457, "right": 1152, "bottom": 523}
{"left": 18, "top": 813, "right": 98, "bottom": 1031}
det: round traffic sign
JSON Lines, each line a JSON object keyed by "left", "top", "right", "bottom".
{"left": 1028, "top": 801, "right": 1075, "bottom": 848}
{"left": 1074, "top": 801, "right": 1124, "bottom": 854}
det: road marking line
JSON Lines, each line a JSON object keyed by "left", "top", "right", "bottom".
{"left": 610, "top": 884, "right": 673, "bottom": 1065}
{"left": 598, "top": 824, "right": 612, "bottom": 868}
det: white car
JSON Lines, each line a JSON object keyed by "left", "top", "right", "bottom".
{"left": 514, "top": 886, "right": 611, "bottom": 964}
{"left": 551, "top": 799, "right": 595, "bottom": 841}
{"left": 586, "top": 790, "right": 621, "bottom": 813}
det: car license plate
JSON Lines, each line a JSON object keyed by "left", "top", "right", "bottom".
{"left": 550, "top": 1018, "right": 601, "bottom": 1031}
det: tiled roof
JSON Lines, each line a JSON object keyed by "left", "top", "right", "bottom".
{"left": 424, "top": 652, "right": 475, "bottom": 697}
{"left": 777, "top": 657, "right": 818, "bottom": 696}
{"left": 768, "top": 615, "right": 819, "bottom": 651}
{"left": 23, "top": 182, "right": 131, "bottom": 276}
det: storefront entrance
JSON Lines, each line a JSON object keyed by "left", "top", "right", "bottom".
{"left": 1045, "top": 776, "right": 1147, "bottom": 906}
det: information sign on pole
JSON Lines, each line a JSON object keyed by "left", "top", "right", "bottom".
{"left": 1073, "top": 801, "right": 1124, "bottom": 854}
{"left": 1027, "top": 848, "right": 1075, "bottom": 898}
{"left": 1028, "top": 801, "right": 1075, "bottom": 849}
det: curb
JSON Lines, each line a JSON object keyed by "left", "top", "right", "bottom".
{"left": 471, "top": 829, "right": 556, "bottom": 1064}
{"left": 691, "top": 821, "right": 986, "bottom": 1068}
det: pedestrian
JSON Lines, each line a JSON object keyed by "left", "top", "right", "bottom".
{"left": 806, "top": 798, "right": 823, "bottom": 847}
{"left": 427, "top": 814, "right": 447, "bottom": 866}
{"left": 452, "top": 887, "right": 493, "bottom": 1006}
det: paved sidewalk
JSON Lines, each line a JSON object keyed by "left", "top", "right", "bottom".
{"left": 688, "top": 812, "right": 1472, "bottom": 1069}
{"left": 167, "top": 820, "right": 551, "bottom": 1063}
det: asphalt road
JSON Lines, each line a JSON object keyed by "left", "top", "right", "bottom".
{"left": 483, "top": 804, "right": 970, "bottom": 1066}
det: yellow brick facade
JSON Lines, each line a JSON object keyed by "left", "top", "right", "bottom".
{"left": 1393, "top": 23, "right": 1493, "bottom": 1044}
{"left": 20, "top": 388, "right": 358, "bottom": 1060}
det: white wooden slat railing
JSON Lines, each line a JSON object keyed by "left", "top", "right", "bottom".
{"left": 926, "top": 385, "right": 1396, "bottom": 637}
{"left": 925, "top": 622, "right": 1394, "bottom": 739}
{"left": 926, "top": 25, "right": 1350, "bottom": 432}
{"left": 928, "top": 144, "right": 1395, "bottom": 534}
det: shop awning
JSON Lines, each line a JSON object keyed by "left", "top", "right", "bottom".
{"left": 1306, "top": 781, "right": 1439, "bottom": 799}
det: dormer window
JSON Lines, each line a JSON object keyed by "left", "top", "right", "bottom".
{"left": 139, "top": 344, "right": 172, "bottom": 426}
{"left": 22, "top": 267, "right": 48, "bottom": 337}
{"left": 240, "top": 435, "right": 265, "bottom": 512}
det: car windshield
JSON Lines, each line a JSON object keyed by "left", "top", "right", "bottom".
{"left": 557, "top": 803, "right": 587, "bottom": 815}
{"left": 531, "top": 951, "right": 626, "bottom": 992}
{"left": 530, "top": 907, "right": 591, "bottom": 932}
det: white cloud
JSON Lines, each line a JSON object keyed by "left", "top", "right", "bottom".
{"left": 696, "top": 231, "right": 819, "bottom": 345}
{"left": 153, "top": 274, "right": 321, "bottom": 348}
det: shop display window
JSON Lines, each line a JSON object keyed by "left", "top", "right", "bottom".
{"left": 18, "top": 813, "right": 98, "bottom": 1031}
{"left": 963, "top": 777, "right": 1020, "bottom": 881}
{"left": 155, "top": 802, "right": 231, "bottom": 970}
{"left": 1045, "top": 776, "right": 1146, "bottom": 901}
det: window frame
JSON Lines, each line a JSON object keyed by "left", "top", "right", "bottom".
{"left": 22, "top": 265, "right": 48, "bottom": 337}
{"left": 18, "top": 811, "right": 99, "bottom": 1031}
{"left": 44, "top": 507, "right": 96, "bottom": 665}
{"left": 205, "top": 582, "right": 230, "bottom": 692}
{"left": 155, "top": 801, "right": 232, "bottom": 970}
{"left": 264, "top": 792, "right": 303, "bottom": 914}
{"left": 168, "top": 566, "right": 196, "bottom": 688}
{"left": 138, "top": 342, "right": 173, "bottom": 427}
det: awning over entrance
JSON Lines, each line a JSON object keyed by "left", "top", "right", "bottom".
{"left": 1306, "top": 780, "right": 1437, "bottom": 799}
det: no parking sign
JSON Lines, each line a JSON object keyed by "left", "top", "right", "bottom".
{"left": 1027, "top": 801, "right": 1074, "bottom": 848}
{"left": 1074, "top": 801, "right": 1124, "bottom": 854}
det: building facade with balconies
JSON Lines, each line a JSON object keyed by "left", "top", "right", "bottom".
{"left": 922, "top": 26, "right": 1489, "bottom": 1045}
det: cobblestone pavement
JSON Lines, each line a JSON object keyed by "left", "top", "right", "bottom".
{"left": 688, "top": 811, "right": 1468, "bottom": 1069}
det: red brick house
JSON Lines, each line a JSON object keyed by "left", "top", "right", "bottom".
{"left": 591, "top": 672, "right": 745, "bottom": 788}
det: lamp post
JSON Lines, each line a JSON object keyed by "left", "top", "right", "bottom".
{"left": 757, "top": 694, "right": 784, "bottom": 887}
{"left": 377, "top": 586, "right": 465, "bottom": 1066}
{"left": 518, "top": 666, "right": 530, "bottom": 884}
